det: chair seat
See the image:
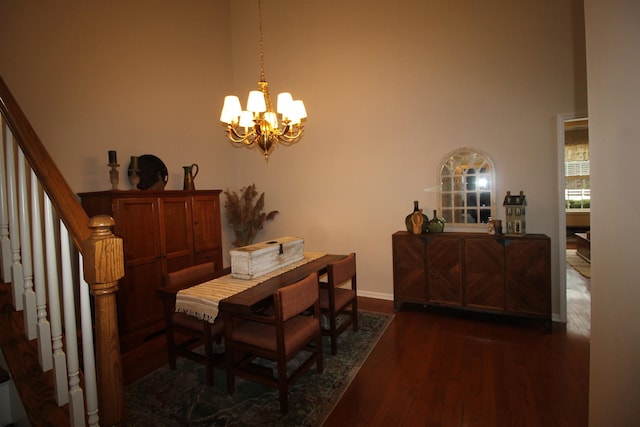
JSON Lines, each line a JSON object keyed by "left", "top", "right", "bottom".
{"left": 319, "top": 287, "right": 356, "bottom": 312}
{"left": 231, "top": 315, "right": 318, "bottom": 357}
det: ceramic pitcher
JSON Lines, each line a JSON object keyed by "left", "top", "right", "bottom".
{"left": 183, "top": 164, "right": 199, "bottom": 191}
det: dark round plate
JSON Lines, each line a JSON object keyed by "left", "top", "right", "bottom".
{"left": 128, "top": 154, "right": 168, "bottom": 190}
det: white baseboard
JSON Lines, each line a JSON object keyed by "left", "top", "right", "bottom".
{"left": 357, "top": 290, "right": 394, "bottom": 301}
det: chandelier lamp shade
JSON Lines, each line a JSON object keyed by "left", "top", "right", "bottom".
{"left": 220, "top": 0, "right": 307, "bottom": 160}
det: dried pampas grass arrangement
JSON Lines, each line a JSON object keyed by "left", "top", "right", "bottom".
{"left": 223, "top": 183, "right": 279, "bottom": 247}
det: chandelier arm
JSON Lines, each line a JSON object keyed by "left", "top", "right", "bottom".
{"left": 277, "top": 129, "right": 304, "bottom": 144}
{"left": 226, "top": 126, "right": 257, "bottom": 145}
{"left": 281, "top": 125, "right": 304, "bottom": 139}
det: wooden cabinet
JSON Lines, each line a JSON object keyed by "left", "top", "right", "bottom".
{"left": 392, "top": 231, "right": 551, "bottom": 329}
{"left": 79, "top": 190, "right": 223, "bottom": 351}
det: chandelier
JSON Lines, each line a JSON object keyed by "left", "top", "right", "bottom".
{"left": 219, "top": 0, "right": 307, "bottom": 160}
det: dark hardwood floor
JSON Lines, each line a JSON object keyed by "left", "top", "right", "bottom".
{"left": 324, "top": 266, "right": 590, "bottom": 426}
{"left": 1, "top": 261, "right": 590, "bottom": 426}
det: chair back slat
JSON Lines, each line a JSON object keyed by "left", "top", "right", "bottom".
{"left": 166, "top": 262, "right": 216, "bottom": 288}
{"left": 276, "top": 272, "right": 319, "bottom": 321}
{"left": 328, "top": 253, "right": 356, "bottom": 286}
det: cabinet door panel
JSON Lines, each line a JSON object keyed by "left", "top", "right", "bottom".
{"left": 505, "top": 239, "right": 550, "bottom": 315}
{"left": 465, "top": 238, "right": 505, "bottom": 310}
{"left": 161, "top": 197, "right": 193, "bottom": 271}
{"left": 161, "top": 197, "right": 192, "bottom": 255}
{"left": 392, "top": 234, "right": 427, "bottom": 304}
{"left": 115, "top": 198, "right": 161, "bottom": 263}
{"left": 192, "top": 195, "right": 222, "bottom": 254}
{"left": 426, "top": 236, "right": 463, "bottom": 305}
{"left": 120, "top": 263, "right": 163, "bottom": 333}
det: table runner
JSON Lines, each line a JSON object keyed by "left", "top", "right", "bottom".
{"left": 175, "top": 252, "right": 325, "bottom": 323}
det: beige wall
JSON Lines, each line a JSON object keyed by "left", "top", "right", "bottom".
{"left": 0, "top": 0, "right": 235, "bottom": 190}
{"left": 585, "top": 1, "right": 640, "bottom": 425}
{"left": 0, "top": 1, "right": 585, "bottom": 314}
{"left": 227, "top": 0, "right": 585, "bottom": 309}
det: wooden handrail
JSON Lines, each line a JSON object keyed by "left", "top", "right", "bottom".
{"left": 0, "top": 76, "right": 91, "bottom": 248}
{"left": 0, "top": 75, "right": 125, "bottom": 425}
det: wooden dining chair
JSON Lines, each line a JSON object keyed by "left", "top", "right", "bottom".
{"left": 157, "top": 262, "right": 229, "bottom": 386}
{"left": 320, "top": 252, "right": 358, "bottom": 355}
{"left": 224, "top": 272, "right": 324, "bottom": 413}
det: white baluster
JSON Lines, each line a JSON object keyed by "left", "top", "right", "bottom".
{"left": 79, "top": 254, "right": 99, "bottom": 427}
{"left": 18, "top": 149, "right": 36, "bottom": 339}
{"left": 60, "top": 223, "right": 86, "bottom": 426}
{"left": 0, "top": 117, "right": 12, "bottom": 282}
{"left": 44, "top": 195, "right": 68, "bottom": 405}
{"left": 5, "top": 131, "right": 24, "bottom": 310}
{"left": 31, "top": 171, "right": 52, "bottom": 371}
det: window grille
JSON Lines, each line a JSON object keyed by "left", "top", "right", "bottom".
{"left": 438, "top": 148, "right": 496, "bottom": 226}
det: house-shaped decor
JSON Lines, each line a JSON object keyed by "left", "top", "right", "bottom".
{"left": 503, "top": 190, "right": 526, "bottom": 235}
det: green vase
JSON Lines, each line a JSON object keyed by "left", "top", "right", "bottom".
{"left": 405, "top": 201, "right": 429, "bottom": 234}
{"left": 427, "top": 209, "right": 445, "bottom": 233}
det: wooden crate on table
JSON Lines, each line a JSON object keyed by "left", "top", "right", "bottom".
{"left": 231, "top": 236, "right": 304, "bottom": 279}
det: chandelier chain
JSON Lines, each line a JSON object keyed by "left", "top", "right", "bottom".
{"left": 258, "top": 0, "right": 266, "bottom": 82}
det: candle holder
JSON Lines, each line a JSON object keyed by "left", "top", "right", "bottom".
{"left": 108, "top": 163, "right": 120, "bottom": 190}
{"left": 128, "top": 169, "right": 141, "bottom": 190}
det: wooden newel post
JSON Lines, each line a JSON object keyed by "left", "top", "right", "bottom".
{"left": 82, "top": 215, "right": 125, "bottom": 426}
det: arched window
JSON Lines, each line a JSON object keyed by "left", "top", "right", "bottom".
{"left": 438, "top": 148, "right": 496, "bottom": 227}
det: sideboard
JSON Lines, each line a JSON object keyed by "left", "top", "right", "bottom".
{"left": 392, "top": 231, "right": 551, "bottom": 331}
{"left": 79, "top": 189, "right": 223, "bottom": 351}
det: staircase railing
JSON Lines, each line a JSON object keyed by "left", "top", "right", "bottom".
{"left": 0, "top": 75, "right": 125, "bottom": 426}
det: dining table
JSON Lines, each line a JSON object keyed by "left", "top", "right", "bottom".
{"left": 169, "top": 253, "right": 347, "bottom": 324}
{"left": 218, "top": 253, "right": 346, "bottom": 315}
{"left": 157, "top": 252, "right": 347, "bottom": 387}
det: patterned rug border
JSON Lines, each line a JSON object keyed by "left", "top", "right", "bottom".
{"left": 125, "top": 310, "right": 394, "bottom": 426}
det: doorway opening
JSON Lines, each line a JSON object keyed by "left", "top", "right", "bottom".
{"left": 557, "top": 114, "right": 590, "bottom": 325}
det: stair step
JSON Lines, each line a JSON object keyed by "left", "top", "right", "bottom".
{"left": 1, "top": 283, "right": 69, "bottom": 425}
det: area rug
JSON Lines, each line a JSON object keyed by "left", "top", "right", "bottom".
{"left": 124, "top": 311, "right": 393, "bottom": 426}
{"left": 567, "top": 249, "right": 591, "bottom": 278}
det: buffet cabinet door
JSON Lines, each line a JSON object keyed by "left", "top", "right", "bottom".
{"left": 426, "top": 234, "right": 463, "bottom": 306}
{"left": 465, "top": 237, "right": 505, "bottom": 310}
{"left": 505, "top": 237, "right": 551, "bottom": 316}
{"left": 392, "top": 233, "right": 427, "bottom": 306}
